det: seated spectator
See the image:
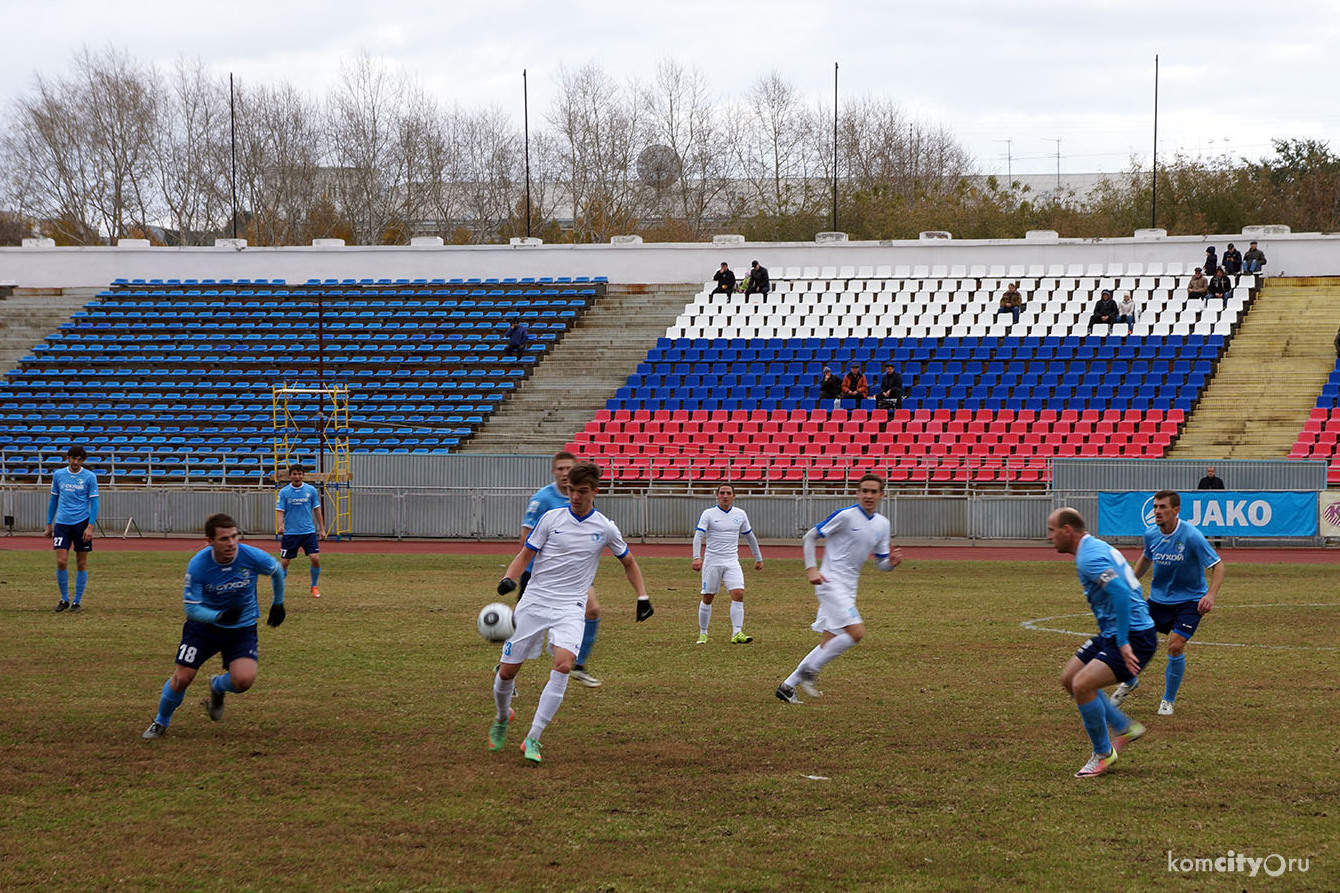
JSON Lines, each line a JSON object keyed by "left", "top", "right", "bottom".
{"left": 1087, "top": 289, "right": 1119, "bottom": 330}
{"left": 1221, "top": 243, "right": 1243, "bottom": 275}
{"left": 1334, "top": 325, "right": 1340, "bottom": 359}
{"left": 994, "top": 282, "right": 1024, "bottom": 325}
{"left": 503, "top": 317, "right": 529, "bottom": 361}
{"left": 875, "top": 362, "right": 903, "bottom": 410}
{"left": 1208, "top": 267, "right": 1233, "bottom": 301}
{"left": 818, "top": 366, "right": 842, "bottom": 410}
{"left": 1116, "top": 291, "right": 1137, "bottom": 332}
{"left": 1187, "top": 267, "right": 1209, "bottom": 300}
{"left": 1243, "top": 240, "right": 1267, "bottom": 274}
{"left": 744, "top": 260, "right": 770, "bottom": 297}
{"left": 710, "top": 262, "right": 735, "bottom": 296}
{"left": 1203, "top": 246, "right": 1218, "bottom": 277}
{"left": 840, "top": 362, "right": 868, "bottom": 407}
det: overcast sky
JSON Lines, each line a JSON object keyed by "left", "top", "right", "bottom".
{"left": 5, "top": 0, "right": 1339, "bottom": 178}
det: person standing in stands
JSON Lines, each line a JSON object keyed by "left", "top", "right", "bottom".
{"left": 710, "top": 262, "right": 736, "bottom": 297}
{"left": 1203, "top": 246, "right": 1218, "bottom": 278}
{"left": 744, "top": 260, "right": 770, "bottom": 297}
{"left": 840, "top": 363, "right": 869, "bottom": 408}
{"left": 276, "top": 465, "right": 326, "bottom": 598}
{"left": 46, "top": 444, "right": 98, "bottom": 613}
{"left": 819, "top": 366, "right": 842, "bottom": 411}
{"left": 503, "top": 318, "right": 530, "bottom": 361}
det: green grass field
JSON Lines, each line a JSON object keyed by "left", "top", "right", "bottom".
{"left": 2, "top": 549, "right": 1335, "bottom": 891}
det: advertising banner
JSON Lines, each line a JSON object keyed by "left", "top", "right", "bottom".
{"left": 1097, "top": 491, "right": 1318, "bottom": 537}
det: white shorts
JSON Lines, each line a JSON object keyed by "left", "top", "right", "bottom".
{"left": 700, "top": 560, "right": 745, "bottom": 595}
{"left": 500, "top": 597, "right": 586, "bottom": 664}
{"left": 810, "top": 582, "right": 862, "bottom": 634}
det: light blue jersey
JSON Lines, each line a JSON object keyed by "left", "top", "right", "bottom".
{"left": 1075, "top": 534, "right": 1154, "bottom": 646}
{"left": 183, "top": 543, "right": 283, "bottom": 628}
{"left": 50, "top": 467, "right": 99, "bottom": 525}
{"left": 1142, "top": 520, "right": 1221, "bottom": 605}
{"left": 523, "top": 483, "right": 570, "bottom": 574}
{"left": 276, "top": 483, "right": 321, "bottom": 535}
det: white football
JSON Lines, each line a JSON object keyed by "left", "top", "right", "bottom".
{"left": 477, "top": 602, "right": 515, "bottom": 642}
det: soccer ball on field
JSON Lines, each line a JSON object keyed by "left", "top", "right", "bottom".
{"left": 477, "top": 602, "right": 515, "bottom": 642}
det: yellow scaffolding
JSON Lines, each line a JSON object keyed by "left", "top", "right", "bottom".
{"left": 270, "top": 385, "right": 352, "bottom": 538}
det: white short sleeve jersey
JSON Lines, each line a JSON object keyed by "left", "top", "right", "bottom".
{"left": 813, "top": 504, "right": 891, "bottom": 593}
{"left": 523, "top": 506, "right": 629, "bottom": 606}
{"left": 695, "top": 505, "right": 753, "bottom": 562}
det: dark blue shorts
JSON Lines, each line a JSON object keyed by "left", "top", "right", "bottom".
{"left": 175, "top": 620, "right": 260, "bottom": 669}
{"left": 1074, "top": 627, "right": 1158, "bottom": 683}
{"left": 1149, "top": 600, "right": 1204, "bottom": 641}
{"left": 53, "top": 520, "right": 93, "bottom": 553}
{"left": 280, "top": 533, "right": 320, "bottom": 559}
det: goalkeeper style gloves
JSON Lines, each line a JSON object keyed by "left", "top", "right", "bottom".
{"left": 497, "top": 577, "right": 518, "bottom": 597}
{"left": 636, "top": 597, "right": 654, "bottom": 622}
{"left": 215, "top": 606, "right": 242, "bottom": 625}
{"left": 267, "top": 603, "right": 286, "bottom": 628}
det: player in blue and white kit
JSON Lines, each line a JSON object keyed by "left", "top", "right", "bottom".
{"left": 1048, "top": 507, "right": 1155, "bottom": 778}
{"left": 142, "top": 513, "right": 286, "bottom": 739}
{"left": 776, "top": 474, "right": 902, "bottom": 704}
{"left": 1111, "top": 489, "right": 1225, "bottom": 716}
{"left": 518, "top": 451, "right": 604, "bottom": 688}
{"left": 45, "top": 444, "right": 99, "bottom": 613}
{"left": 692, "top": 483, "right": 763, "bottom": 644}
{"left": 275, "top": 465, "right": 326, "bottom": 598}
{"left": 488, "top": 462, "right": 653, "bottom": 764}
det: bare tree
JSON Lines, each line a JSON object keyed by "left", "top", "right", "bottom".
{"left": 326, "top": 52, "right": 407, "bottom": 244}
{"left": 150, "top": 58, "right": 231, "bottom": 245}
{"left": 732, "top": 71, "right": 822, "bottom": 223}
{"left": 234, "top": 80, "right": 326, "bottom": 245}
{"left": 643, "top": 58, "right": 730, "bottom": 236}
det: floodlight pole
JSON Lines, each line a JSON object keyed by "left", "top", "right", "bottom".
{"left": 523, "top": 69, "right": 532, "bottom": 239}
{"left": 832, "top": 62, "right": 839, "bottom": 233}
{"left": 229, "top": 73, "right": 238, "bottom": 240}
{"left": 1152, "top": 54, "right": 1159, "bottom": 229}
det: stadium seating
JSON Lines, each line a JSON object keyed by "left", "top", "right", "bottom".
{"left": 567, "top": 271, "right": 1255, "bottom": 486}
{"left": 0, "top": 278, "right": 604, "bottom": 482}
{"left": 1290, "top": 361, "right": 1340, "bottom": 484}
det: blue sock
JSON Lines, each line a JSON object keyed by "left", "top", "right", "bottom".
{"left": 212, "top": 672, "right": 242, "bottom": 695}
{"left": 1099, "top": 691, "right": 1133, "bottom": 734}
{"left": 74, "top": 571, "right": 88, "bottom": 604}
{"left": 576, "top": 618, "right": 600, "bottom": 666}
{"left": 1164, "top": 654, "right": 1186, "bottom": 702}
{"left": 1078, "top": 698, "right": 1112, "bottom": 755}
{"left": 311, "top": 564, "right": 321, "bottom": 587}
{"left": 155, "top": 680, "right": 186, "bottom": 726}
{"left": 57, "top": 569, "right": 69, "bottom": 601}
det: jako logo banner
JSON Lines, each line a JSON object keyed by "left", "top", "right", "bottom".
{"left": 1097, "top": 491, "right": 1318, "bottom": 537}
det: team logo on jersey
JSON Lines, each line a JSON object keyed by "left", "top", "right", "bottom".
{"left": 590, "top": 532, "right": 604, "bottom": 544}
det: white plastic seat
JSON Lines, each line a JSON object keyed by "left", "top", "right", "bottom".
{"left": 1166, "top": 262, "right": 1185, "bottom": 275}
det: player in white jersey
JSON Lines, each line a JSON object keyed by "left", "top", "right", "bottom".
{"left": 487, "top": 462, "right": 654, "bottom": 764}
{"left": 692, "top": 483, "right": 763, "bottom": 644}
{"left": 776, "top": 474, "right": 902, "bottom": 704}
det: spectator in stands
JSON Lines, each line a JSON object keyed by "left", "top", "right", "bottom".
{"left": 1243, "top": 240, "right": 1267, "bottom": 274}
{"left": 504, "top": 318, "right": 530, "bottom": 361}
{"left": 1116, "top": 291, "right": 1137, "bottom": 333}
{"left": 1197, "top": 466, "right": 1225, "bottom": 490}
{"left": 1208, "top": 266, "right": 1234, "bottom": 302}
{"left": 744, "top": 260, "right": 770, "bottom": 297}
{"left": 875, "top": 362, "right": 903, "bottom": 410}
{"left": 1187, "top": 268, "right": 1209, "bottom": 300}
{"left": 1333, "top": 325, "right": 1340, "bottom": 358}
{"left": 819, "top": 366, "right": 842, "bottom": 410}
{"left": 840, "top": 363, "right": 869, "bottom": 407}
{"left": 710, "top": 262, "right": 736, "bottom": 297}
{"left": 1203, "top": 246, "right": 1218, "bottom": 278}
{"left": 1222, "top": 243, "right": 1243, "bottom": 275}
{"left": 1088, "top": 289, "right": 1120, "bottom": 331}
{"left": 995, "top": 282, "right": 1024, "bottom": 325}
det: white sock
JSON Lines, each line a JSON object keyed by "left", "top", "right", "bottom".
{"left": 785, "top": 643, "right": 827, "bottom": 687}
{"left": 784, "top": 633, "right": 858, "bottom": 687}
{"left": 729, "top": 600, "right": 744, "bottom": 634}
{"left": 527, "top": 670, "right": 570, "bottom": 741}
{"left": 493, "top": 672, "right": 515, "bottom": 723}
{"left": 698, "top": 601, "right": 712, "bottom": 635}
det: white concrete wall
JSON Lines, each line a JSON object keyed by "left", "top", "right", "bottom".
{"left": 0, "top": 230, "right": 1331, "bottom": 289}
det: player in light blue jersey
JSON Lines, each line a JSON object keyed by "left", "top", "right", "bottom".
{"left": 488, "top": 462, "right": 653, "bottom": 763}
{"left": 518, "top": 451, "right": 604, "bottom": 688}
{"left": 45, "top": 445, "right": 99, "bottom": 613}
{"left": 276, "top": 465, "right": 326, "bottom": 598}
{"left": 1048, "top": 507, "right": 1156, "bottom": 778}
{"left": 776, "top": 474, "right": 902, "bottom": 704}
{"left": 1112, "top": 489, "right": 1225, "bottom": 716}
{"left": 142, "top": 513, "right": 286, "bottom": 739}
